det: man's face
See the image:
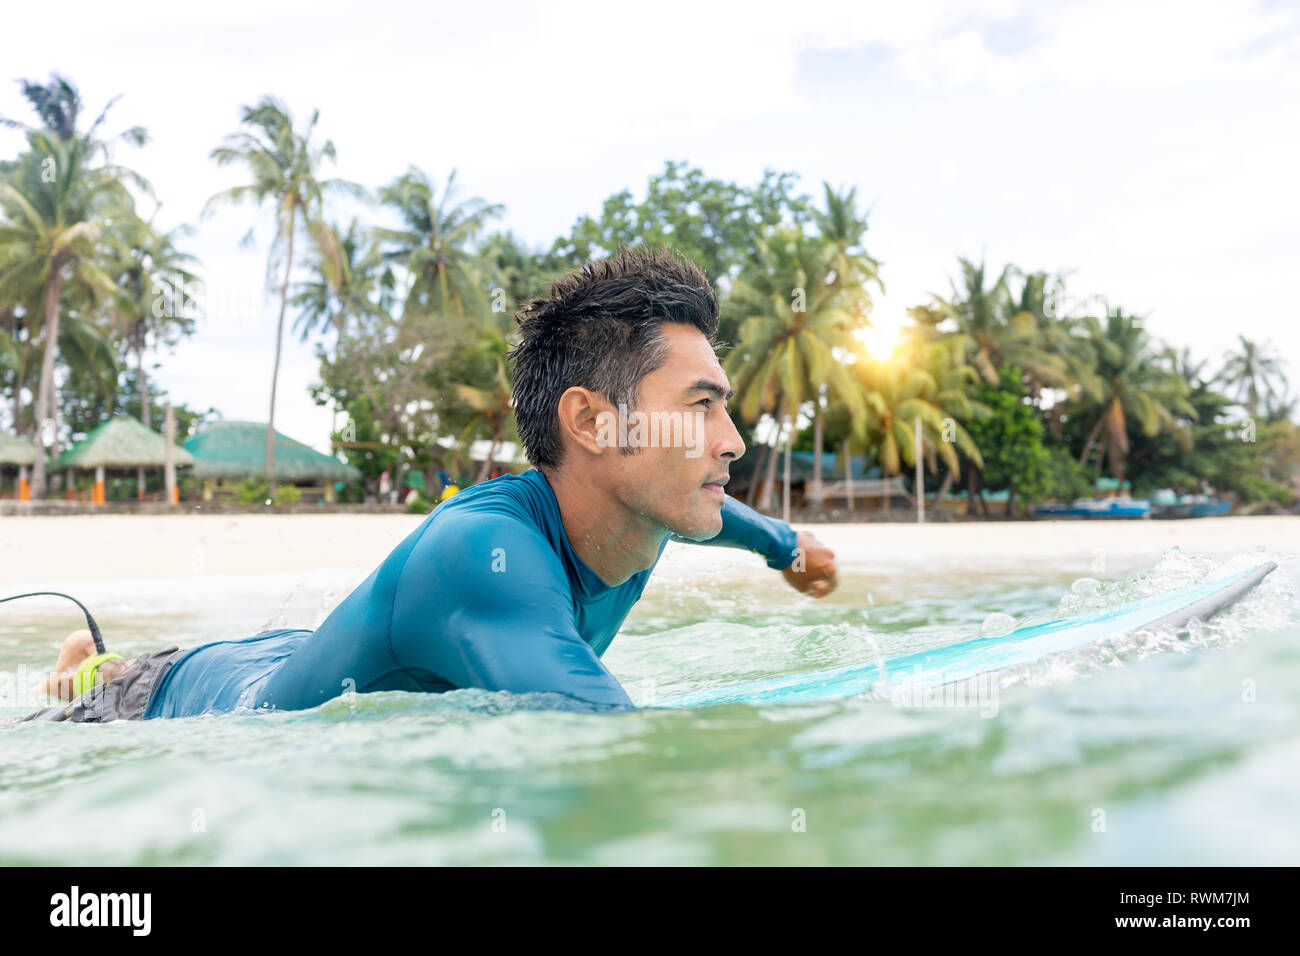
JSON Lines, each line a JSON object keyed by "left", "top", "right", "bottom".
{"left": 600, "top": 323, "right": 746, "bottom": 539}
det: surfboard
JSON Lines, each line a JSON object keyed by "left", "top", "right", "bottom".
{"left": 658, "top": 562, "right": 1278, "bottom": 709}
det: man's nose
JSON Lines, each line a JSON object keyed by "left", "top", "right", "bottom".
{"left": 720, "top": 412, "right": 745, "bottom": 461}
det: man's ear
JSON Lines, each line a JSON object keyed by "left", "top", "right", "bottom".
{"left": 556, "top": 386, "right": 613, "bottom": 458}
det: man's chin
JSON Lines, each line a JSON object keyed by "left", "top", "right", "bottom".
{"left": 671, "top": 509, "right": 725, "bottom": 542}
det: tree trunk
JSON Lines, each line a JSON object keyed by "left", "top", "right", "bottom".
{"left": 758, "top": 405, "right": 784, "bottom": 512}
{"left": 844, "top": 442, "right": 855, "bottom": 511}
{"left": 2, "top": 307, "right": 22, "bottom": 434}
{"left": 476, "top": 429, "right": 501, "bottom": 484}
{"left": 139, "top": 334, "right": 149, "bottom": 499}
{"left": 1048, "top": 403, "right": 1064, "bottom": 440}
{"left": 747, "top": 437, "right": 773, "bottom": 507}
{"left": 138, "top": 328, "right": 150, "bottom": 427}
{"left": 1006, "top": 485, "right": 1016, "bottom": 517}
{"left": 782, "top": 411, "right": 792, "bottom": 523}
{"left": 30, "top": 262, "right": 66, "bottom": 499}
{"left": 1079, "top": 413, "right": 1106, "bottom": 470}
{"left": 164, "top": 400, "right": 177, "bottom": 506}
{"left": 810, "top": 407, "right": 824, "bottom": 509}
{"left": 267, "top": 215, "right": 296, "bottom": 495}
{"left": 915, "top": 415, "right": 925, "bottom": 524}
{"left": 935, "top": 468, "right": 954, "bottom": 510}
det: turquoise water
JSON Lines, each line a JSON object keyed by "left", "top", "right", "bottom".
{"left": 1, "top": 547, "right": 1297, "bottom": 865}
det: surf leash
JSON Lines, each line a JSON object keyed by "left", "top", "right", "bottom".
{"left": 0, "top": 591, "right": 107, "bottom": 655}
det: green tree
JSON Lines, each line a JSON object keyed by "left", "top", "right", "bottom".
{"left": 206, "top": 96, "right": 363, "bottom": 493}
{"left": 291, "top": 217, "right": 392, "bottom": 344}
{"left": 963, "top": 364, "right": 1051, "bottom": 515}
{"left": 375, "top": 167, "right": 502, "bottom": 323}
{"left": 104, "top": 211, "right": 198, "bottom": 424}
{"left": 912, "top": 257, "right": 1068, "bottom": 389}
{"left": 0, "top": 75, "right": 148, "bottom": 496}
{"left": 805, "top": 183, "right": 884, "bottom": 504}
{"left": 724, "top": 229, "right": 867, "bottom": 515}
{"left": 549, "top": 160, "right": 808, "bottom": 288}
{"left": 1069, "top": 307, "right": 1194, "bottom": 481}
{"left": 1217, "top": 335, "right": 1288, "bottom": 418}
{"left": 1125, "top": 350, "right": 1270, "bottom": 500}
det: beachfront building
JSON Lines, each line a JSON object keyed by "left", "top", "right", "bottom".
{"left": 728, "top": 450, "right": 908, "bottom": 512}
{"left": 0, "top": 430, "right": 41, "bottom": 501}
{"left": 45, "top": 415, "right": 194, "bottom": 504}
{"left": 186, "top": 420, "right": 361, "bottom": 503}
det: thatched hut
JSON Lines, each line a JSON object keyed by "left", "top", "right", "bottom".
{"left": 47, "top": 415, "right": 194, "bottom": 504}
{"left": 185, "top": 420, "right": 361, "bottom": 503}
{"left": 0, "top": 431, "right": 42, "bottom": 500}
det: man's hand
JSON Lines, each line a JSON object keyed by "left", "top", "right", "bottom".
{"left": 781, "top": 530, "right": 837, "bottom": 599}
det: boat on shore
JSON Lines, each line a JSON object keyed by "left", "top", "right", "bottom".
{"left": 1032, "top": 496, "right": 1152, "bottom": 519}
{"left": 1150, "top": 491, "right": 1233, "bottom": 519}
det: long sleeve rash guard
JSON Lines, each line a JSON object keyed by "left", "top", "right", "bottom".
{"left": 144, "top": 468, "right": 799, "bottom": 719}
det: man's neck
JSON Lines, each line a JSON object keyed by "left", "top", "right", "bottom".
{"left": 539, "top": 466, "right": 665, "bottom": 588}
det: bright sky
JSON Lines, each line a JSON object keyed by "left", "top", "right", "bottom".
{"left": 4, "top": 0, "right": 1297, "bottom": 451}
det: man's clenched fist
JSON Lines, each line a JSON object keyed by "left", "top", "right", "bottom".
{"left": 781, "top": 530, "right": 837, "bottom": 599}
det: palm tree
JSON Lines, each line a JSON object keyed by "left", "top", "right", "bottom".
{"left": 847, "top": 344, "right": 982, "bottom": 489}
{"left": 376, "top": 167, "right": 502, "bottom": 323}
{"left": 1073, "top": 307, "right": 1195, "bottom": 480}
{"left": 291, "top": 218, "right": 391, "bottom": 344}
{"left": 104, "top": 211, "right": 198, "bottom": 423}
{"left": 724, "top": 229, "right": 868, "bottom": 516}
{"left": 206, "top": 96, "right": 363, "bottom": 493}
{"left": 0, "top": 73, "right": 148, "bottom": 147}
{"left": 451, "top": 325, "right": 517, "bottom": 483}
{"left": 99, "top": 210, "right": 199, "bottom": 494}
{"left": 1217, "top": 335, "right": 1287, "bottom": 418}
{"left": 906, "top": 331, "right": 987, "bottom": 505}
{"left": 480, "top": 230, "right": 549, "bottom": 312}
{"left": 1164, "top": 345, "right": 1213, "bottom": 389}
{"left": 812, "top": 183, "right": 884, "bottom": 297}
{"left": 807, "top": 183, "right": 884, "bottom": 506}
{"left": 0, "top": 76, "right": 148, "bottom": 497}
{"left": 913, "top": 257, "right": 1067, "bottom": 389}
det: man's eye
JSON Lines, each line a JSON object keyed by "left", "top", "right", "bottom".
{"left": 695, "top": 398, "right": 712, "bottom": 407}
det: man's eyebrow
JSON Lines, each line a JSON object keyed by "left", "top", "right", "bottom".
{"left": 687, "top": 379, "right": 734, "bottom": 401}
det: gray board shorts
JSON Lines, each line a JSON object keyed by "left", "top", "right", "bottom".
{"left": 17, "top": 647, "right": 187, "bottom": 723}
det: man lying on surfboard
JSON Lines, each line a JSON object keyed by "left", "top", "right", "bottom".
{"left": 11, "top": 246, "right": 837, "bottom": 724}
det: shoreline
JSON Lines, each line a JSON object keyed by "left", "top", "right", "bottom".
{"left": 2, "top": 513, "right": 1296, "bottom": 587}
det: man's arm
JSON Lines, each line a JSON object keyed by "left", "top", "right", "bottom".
{"left": 670, "top": 493, "right": 800, "bottom": 570}
{"left": 391, "top": 511, "right": 635, "bottom": 709}
{"left": 670, "top": 495, "right": 839, "bottom": 599}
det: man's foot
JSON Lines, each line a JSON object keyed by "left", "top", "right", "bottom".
{"left": 39, "top": 630, "right": 125, "bottom": 701}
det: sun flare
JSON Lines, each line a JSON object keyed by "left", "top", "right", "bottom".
{"left": 853, "top": 320, "right": 903, "bottom": 361}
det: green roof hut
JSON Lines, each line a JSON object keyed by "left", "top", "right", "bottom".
{"left": 46, "top": 415, "right": 194, "bottom": 504}
{"left": 185, "top": 420, "right": 361, "bottom": 503}
{"left": 0, "top": 430, "right": 43, "bottom": 501}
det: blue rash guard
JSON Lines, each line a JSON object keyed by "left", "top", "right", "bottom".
{"left": 143, "top": 468, "right": 799, "bottom": 719}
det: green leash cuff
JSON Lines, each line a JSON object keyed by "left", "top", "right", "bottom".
{"left": 72, "top": 652, "right": 124, "bottom": 698}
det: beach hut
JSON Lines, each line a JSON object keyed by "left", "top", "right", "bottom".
{"left": 185, "top": 420, "right": 361, "bottom": 503}
{"left": 729, "top": 450, "right": 906, "bottom": 509}
{"left": 46, "top": 415, "right": 195, "bottom": 504}
{"left": 0, "top": 431, "right": 42, "bottom": 501}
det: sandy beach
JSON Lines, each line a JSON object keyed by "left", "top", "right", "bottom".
{"left": 3, "top": 512, "right": 1296, "bottom": 590}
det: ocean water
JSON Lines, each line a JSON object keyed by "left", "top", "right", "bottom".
{"left": 1, "top": 543, "right": 1297, "bottom": 865}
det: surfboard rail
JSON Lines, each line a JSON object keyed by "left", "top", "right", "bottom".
{"left": 657, "top": 562, "right": 1278, "bottom": 709}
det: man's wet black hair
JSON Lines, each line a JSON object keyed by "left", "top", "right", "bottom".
{"left": 508, "top": 245, "right": 719, "bottom": 470}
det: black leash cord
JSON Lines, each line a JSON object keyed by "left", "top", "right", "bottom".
{"left": 0, "top": 592, "right": 106, "bottom": 654}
